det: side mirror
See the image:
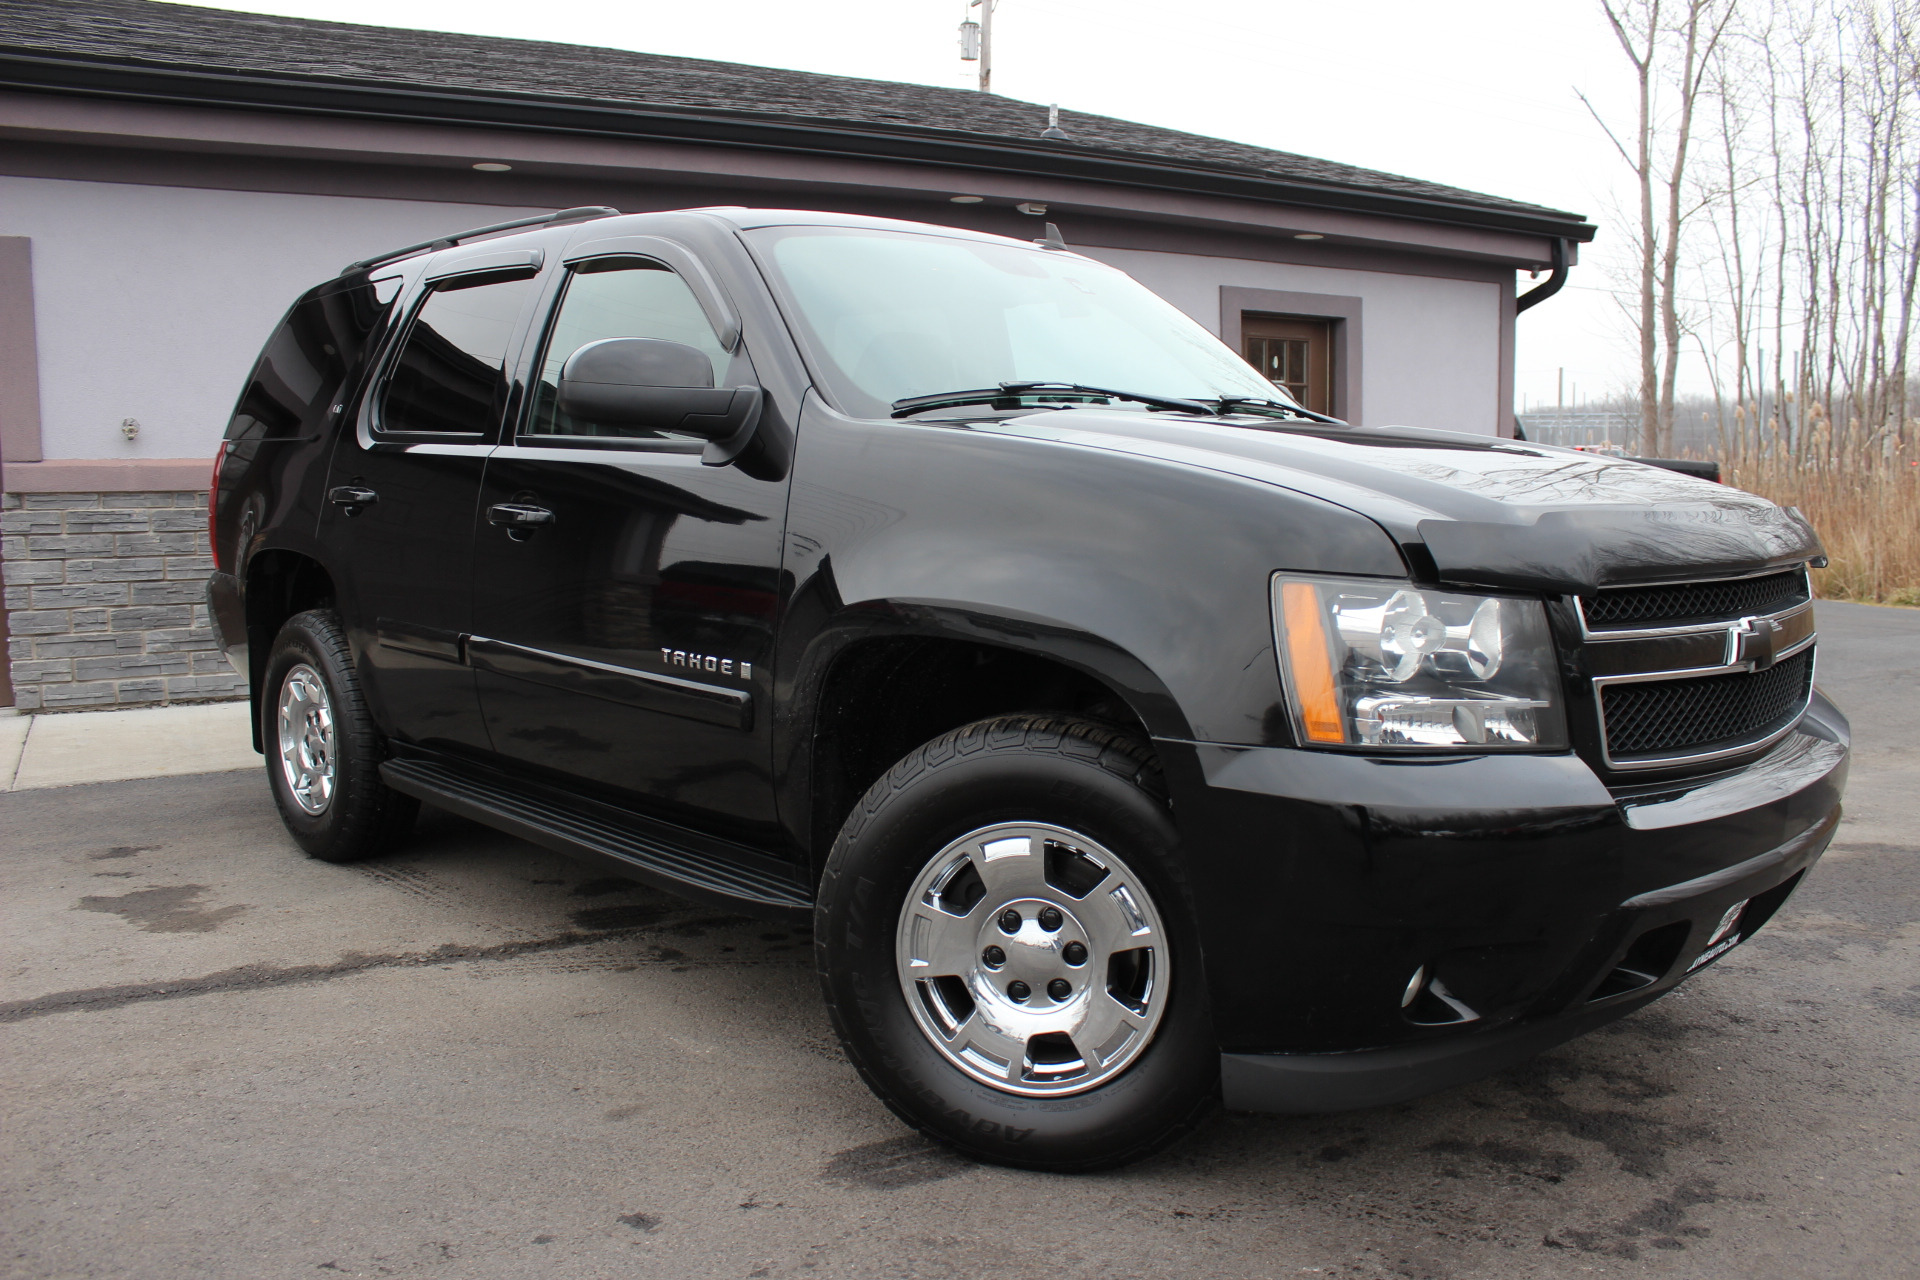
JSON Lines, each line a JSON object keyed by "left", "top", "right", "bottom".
{"left": 557, "top": 337, "right": 763, "bottom": 466}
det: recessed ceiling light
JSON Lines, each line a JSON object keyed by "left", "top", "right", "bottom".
{"left": 949, "top": 195, "right": 984, "bottom": 204}
{"left": 1293, "top": 232, "right": 1325, "bottom": 241}
{"left": 472, "top": 162, "right": 513, "bottom": 172}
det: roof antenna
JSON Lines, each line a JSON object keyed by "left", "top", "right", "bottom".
{"left": 1041, "top": 103, "right": 1070, "bottom": 141}
{"left": 1034, "top": 222, "right": 1068, "bottom": 251}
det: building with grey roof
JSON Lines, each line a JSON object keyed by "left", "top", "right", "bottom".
{"left": 0, "top": 0, "right": 1594, "bottom": 710}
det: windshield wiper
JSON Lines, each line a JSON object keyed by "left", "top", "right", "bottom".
{"left": 1210, "top": 396, "right": 1348, "bottom": 425}
{"left": 891, "top": 381, "right": 1213, "bottom": 418}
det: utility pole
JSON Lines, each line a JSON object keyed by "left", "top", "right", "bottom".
{"left": 975, "top": 0, "right": 994, "bottom": 93}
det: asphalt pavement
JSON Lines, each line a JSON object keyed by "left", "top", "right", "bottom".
{"left": 1, "top": 601, "right": 1915, "bottom": 1280}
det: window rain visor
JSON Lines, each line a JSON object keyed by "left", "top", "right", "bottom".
{"left": 1272, "top": 576, "right": 1566, "bottom": 751}
{"left": 741, "top": 226, "right": 1283, "bottom": 420}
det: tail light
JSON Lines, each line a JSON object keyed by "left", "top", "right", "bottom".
{"left": 208, "top": 444, "right": 224, "bottom": 573}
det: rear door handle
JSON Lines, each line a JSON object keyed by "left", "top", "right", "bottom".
{"left": 487, "top": 503, "right": 556, "bottom": 528}
{"left": 328, "top": 485, "right": 379, "bottom": 507}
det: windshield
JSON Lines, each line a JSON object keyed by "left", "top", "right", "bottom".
{"left": 744, "top": 225, "right": 1286, "bottom": 419}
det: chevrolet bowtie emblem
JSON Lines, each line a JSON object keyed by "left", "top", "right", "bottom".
{"left": 1728, "top": 616, "right": 1779, "bottom": 670}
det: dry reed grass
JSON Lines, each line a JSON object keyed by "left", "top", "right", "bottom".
{"left": 1717, "top": 419, "right": 1920, "bottom": 606}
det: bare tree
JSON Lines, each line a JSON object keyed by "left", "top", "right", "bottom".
{"left": 1575, "top": 0, "right": 1920, "bottom": 601}
{"left": 1584, "top": 0, "right": 1735, "bottom": 454}
{"left": 1587, "top": 0, "right": 1661, "bottom": 453}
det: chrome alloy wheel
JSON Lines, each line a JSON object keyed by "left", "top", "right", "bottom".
{"left": 895, "top": 822, "right": 1171, "bottom": 1097}
{"left": 276, "top": 662, "right": 337, "bottom": 815}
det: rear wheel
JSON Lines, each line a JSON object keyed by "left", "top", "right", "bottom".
{"left": 816, "top": 714, "right": 1217, "bottom": 1171}
{"left": 261, "top": 609, "right": 416, "bottom": 863}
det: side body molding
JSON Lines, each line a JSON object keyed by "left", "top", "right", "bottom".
{"left": 368, "top": 622, "right": 757, "bottom": 730}
{"left": 466, "top": 636, "right": 752, "bottom": 730}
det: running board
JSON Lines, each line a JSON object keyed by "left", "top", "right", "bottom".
{"left": 379, "top": 757, "right": 812, "bottom": 923}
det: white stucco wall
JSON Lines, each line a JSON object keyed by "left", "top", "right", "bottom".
{"left": 1083, "top": 246, "right": 1505, "bottom": 434}
{"left": 1, "top": 176, "right": 543, "bottom": 461}
{"left": 3, "top": 175, "right": 1507, "bottom": 459}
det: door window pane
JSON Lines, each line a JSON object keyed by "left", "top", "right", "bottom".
{"left": 1250, "top": 337, "right": 1311, "bottom": 405}
{"left": 528, "top": 258, "right": 736, "bottom": 439}
{"left": 380, "top": 275, "right": 539, "bottom": 435}
{"left": 1242, "top": 315, "right": 1333, "bottom": 415}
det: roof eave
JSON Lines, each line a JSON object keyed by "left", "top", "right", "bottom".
{"left": 0, "top": 49, "right": 1599, "bottom": 242}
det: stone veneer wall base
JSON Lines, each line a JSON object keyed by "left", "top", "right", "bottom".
{"left": 2, "top": 489, "right": 246, "bottom": 711}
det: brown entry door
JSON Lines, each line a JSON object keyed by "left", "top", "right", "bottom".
{"left": 1243, "top": 315, "right": 1333, "bottom": 415}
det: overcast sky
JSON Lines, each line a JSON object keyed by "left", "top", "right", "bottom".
{"left": 172, "top": 0, "right": 1657, "bottom": 412}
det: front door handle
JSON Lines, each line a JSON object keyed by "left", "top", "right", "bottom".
{"left": 487, "top": 503, "right": 556, "bottom": 529}
{"left": 328, "top": 485, "right": 379, "bottom": 509}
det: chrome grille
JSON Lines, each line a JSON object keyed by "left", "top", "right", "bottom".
{"left": 1581, "top": 568, "right": 1810, "bottom": 629}
{"left": 1581, "top": 565, "right": 1816, "bottom": 770}
{"left": 1600, "top": 648, "right": 1814, "bottom": 760}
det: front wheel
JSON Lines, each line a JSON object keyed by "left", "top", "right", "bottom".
{"left": 816, "top": 715, "right": 1217, "bottom": 1171}
{"left": 261, "top": 609, "right": 416, "bottom": 863}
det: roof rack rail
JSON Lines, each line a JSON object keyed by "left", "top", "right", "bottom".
{"left": 341, "top": 205, "right": 621, "bottom": 275}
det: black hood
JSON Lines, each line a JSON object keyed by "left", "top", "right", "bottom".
{"left": 967, "top": 412, "right": 1823, "bottom": 594}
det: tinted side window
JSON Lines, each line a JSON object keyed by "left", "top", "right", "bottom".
{"left": 226, "top": 278, "right": 398, "bottom": 441}
{"left": 527, "top": 258, "right": 736, "bottom": 439}
{"left": 380, "top": 275, "right": 540, "bottom": 435}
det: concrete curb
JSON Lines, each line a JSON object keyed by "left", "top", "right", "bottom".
{"left": 0, "top": 700, "right": 257, "bottom": 791}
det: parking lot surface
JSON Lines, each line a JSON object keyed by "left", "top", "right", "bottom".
{"left": 2, "top": 601, "right": 1915, "bottom": 1280}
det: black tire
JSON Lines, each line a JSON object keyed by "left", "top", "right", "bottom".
{"left": 816, "top": 714, "right": 1218, "bottom": 1172}
{"left": 260, "top": 609, "right": 416, "bottom": 863}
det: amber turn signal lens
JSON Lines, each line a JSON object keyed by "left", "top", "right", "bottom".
{"left": 1281, "top": 581, "right": 1345, "bottom": 743}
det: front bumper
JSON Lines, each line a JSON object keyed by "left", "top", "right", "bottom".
{"left": 1158, "top": 691, "right": 1848, "bottom": 1112}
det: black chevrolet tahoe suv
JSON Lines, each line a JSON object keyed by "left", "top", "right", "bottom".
{"left": 207, "top": 206, "right": 1849, "bottom": 1171}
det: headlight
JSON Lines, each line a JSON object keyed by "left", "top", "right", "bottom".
{"left": 1271, "top": 575, "right": 1566, "bottom": 750}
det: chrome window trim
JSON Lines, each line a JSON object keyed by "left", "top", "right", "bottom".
{"left": 1576, "top": 565, "right": 1812, "bottom": 639}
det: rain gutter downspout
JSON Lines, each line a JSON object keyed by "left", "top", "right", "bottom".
{"left": 1515, "top": 237, "right": 1570, "bottom": 314}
